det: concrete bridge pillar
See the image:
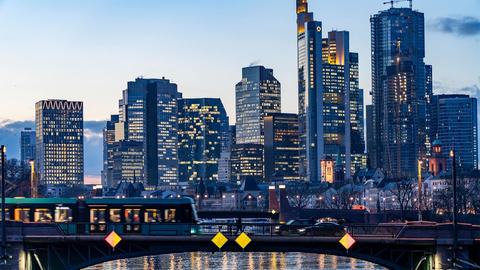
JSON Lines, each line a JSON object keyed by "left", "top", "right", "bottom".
{"left": 2, "top": 242, "right": 27, "bottom": 270}
{"left": 434, "top": 245, "right": 470, "bottom": 270}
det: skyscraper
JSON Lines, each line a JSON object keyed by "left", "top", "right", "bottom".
{"left": 430, "top": 94, "right": 478, "bottom": 172}
{"left": 119, "top": 78, "right": 181, "bottom": 186}
{"left": 297, "top": 0, "right": 323, "bottom": 182}
{"left": 20, "top": 127, "right": 35, "bottom": 164}
{"left": 370, "top": 7, "right": 427, "bottom": 178}
{"left": 366, "top": 105, "right": 375, "bottom": 168}
{"left": 218, "top": 125, "right": 236, "bottom": 182}
{"left": 102, "top": 115, "right": 119, "bottom": 188}
{"left": 177, "top": 98, "right": 228, "bottom": 183}
{"left": 111, "top": 140, "right": 145, "bottom": 187}
{"left": 231, "top": 144, "right": 264, "bottom": 183}
{"left": 263, "top": 113, "right": 300, "bottom": 182}
{"left": 235, "top": 66, "right": 281, "bottom": 145}
{"left": 35, "top": 99, "right": 84, "bottom": 187}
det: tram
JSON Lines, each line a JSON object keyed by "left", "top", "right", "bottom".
{"left": 2, "top": 197, "right": 198, "bottom": 235}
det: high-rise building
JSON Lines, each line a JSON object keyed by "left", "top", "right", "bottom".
{"left": 231, "top": 144, "right": 264, "bottom": 183}
{"left": 430, "top": 94, "right": 478, "bottom": 172}
{"left": 35, "top": 99, "right": 83, "bottom": 187}
{"left": 235, "top": 66, "right": 281, "bottom": 145}
{"left": 218, "top": 125, "right": 236, "bottom": 182}
{"left": 366, "top": 105, "right": 375, "bottom": 168}
{"left": 264, "top": 113, "right": 300, "bottom": 182}
{"left": 20, "top": 128, "right": 35, "bottom": 164}
{"left": 297, "top": 0, "right": 323, "bottom": 182}
{"left": 111, "top": 140, "right": 145, "bottom": 187}
{"left": 425, "top": 65, "right": 433, "bottom": 156}
{"left": 177, "top": 98, "right": 228, "bottom": 183}
{"left": 370, "top": 7, "right": 427, "bottom": 178}
{"left": 102, "top": 115, "right": 119, "bottom": 188}
{"left": 119, "top": 78, "right": 181, "bottom": 186}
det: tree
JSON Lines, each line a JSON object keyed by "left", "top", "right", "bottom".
{"left": 390, "top": 179, "right": 415, "bottom": 221}
{"left": 286, "top": 182, "right": 316, "bottom": 210}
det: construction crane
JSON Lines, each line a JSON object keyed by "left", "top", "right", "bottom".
{"left": 383, "top": 0, "right": 412, "bottom": 9}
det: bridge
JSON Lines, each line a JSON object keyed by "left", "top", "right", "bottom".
{"left": 1, "top": 221, "right": 480, "bottom": 270}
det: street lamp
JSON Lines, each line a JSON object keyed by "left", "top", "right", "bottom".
{"left": 418, "top": 159, "right": 423, "bottom": 221}
{"left": 450, "top": 149, "right": 458, "bottom": 265}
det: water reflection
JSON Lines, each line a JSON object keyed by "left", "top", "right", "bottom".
{"left": 85, "top": 252, "right": 386, "bottom": 270}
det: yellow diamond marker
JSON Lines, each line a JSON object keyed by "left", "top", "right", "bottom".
{"left": 235, "top": 232, "right": 252, "bottom": 250}
{"left": 339, "top": 233, "right": 356, "bottom": 250}
{"left": 211, "top": 232, "right": 228, "bottom": 249}
{"left": 105, "top": 230, "right": 122, "bottom": 249}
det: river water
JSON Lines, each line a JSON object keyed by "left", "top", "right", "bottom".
{"left": 85, "top": 252, "right": 386, "bottom": 270}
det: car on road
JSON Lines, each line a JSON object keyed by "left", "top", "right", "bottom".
{"left": 274, "top": 219, "right": 316, "bottom": 235}
{"left": 297, "top": 222, "right": 346, "bottom": 236}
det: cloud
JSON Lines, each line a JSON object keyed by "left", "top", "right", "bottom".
{"left": 431, "top": 16, "right": 480, "bottom": 36}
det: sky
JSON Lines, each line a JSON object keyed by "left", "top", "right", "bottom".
{"left": 0, "top": 0, "right": 479, "bottom": 123}
{"left": 0, "top": 0, "right": 479, "bottom": 182}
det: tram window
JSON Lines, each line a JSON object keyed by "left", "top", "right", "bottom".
{"left": 14, "top": 208, "right": 30, "bottom": 222}
{"left": 34, "top": 209, "right": 53, "bottom": 223}
{"left": 90, "top": 209, "right": 106, "bottom": 223}
{"left": 164, "top": 209, "right": 176, "bottom": 223}
{"left": 109, "top": 209, "right": 121, "bottom": 223}
{"left": 144, "top": 209, "right": 162, "bottom": 223}
{"left": 0, "top": 209, "right": 10, "bottom": 221}
{"left": 125, "top": 209, "right": 140, "bottom": 223}
{"left": 55, "top": 207, "right": 72, "bottom": 222}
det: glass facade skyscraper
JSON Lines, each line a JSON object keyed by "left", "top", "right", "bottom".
{"left": 430, "top": 94, "right": 478, "bottom": 172}
{"left": 35, "top": 99, "right": 84, "bottom": 187}
{"left": 263, "top": 113, "right": 300, "bottom": 182}
{"left": 177, "top": 98, "right": 228, "bottom": 183}
{"left": 235, "top": 66, "right": 281, "bottom": 145}
{"left": 102, "top": 114, "right": 119, "bottom": 188}
{"left": 20, "top": 127, "right": 35, "bottom": 164}
{"left": 119, "top": 78, "right": 181, "bottom": 187}
{"left": 297, "top": 0, "right": 323, "bottom": 182}
{"left": 370, "top": 7, "right": 427, "bottom": 178}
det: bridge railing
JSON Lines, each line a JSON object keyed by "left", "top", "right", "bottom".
{"left": 347, "top": 224, "right": 406, "bottom": 238}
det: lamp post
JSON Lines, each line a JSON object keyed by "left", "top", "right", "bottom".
{"left": 450, "top": 149, "right": 458, "bottom": 266}
{"left": 1, "top": 145, "right": 6, "bottom": 264}
{"left": 417, "top": 159, "right": 423, "bottom": 221}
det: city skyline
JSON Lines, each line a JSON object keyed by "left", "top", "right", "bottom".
{"left": 0, "top": 0, "right": 479, "bottom": 123}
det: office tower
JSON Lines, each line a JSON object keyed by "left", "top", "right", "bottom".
{"left": 20, "top": 128, "right": 35, "bottom": 164}
{"left": 297, "top": 0, "right": 323, "bottom": 182}
{"left": 235, "top": 66, "right": 281, "bottom": 145}
{"left": 425, "top": 65, "right": 433, "bottom": 156}
{"left": 264, "top": 113, "right": 300, "bottom": 182}
{"left": 366, "top": 105, "right": 375, "bottom": 168}
{"left": 371, "top": 7, "right": 427, "bottom": 178}
{"left": 35, "top": 99, "right": 83, "bottom": 187}
{"left": 321, "top": 30, "right": 354, "bottom": 178}
{"left": 111, "top": 140, "right": 145, "bottom": 187}
{"left": 218, "top": 125, "right": 236, "bottom": 182}
{"left": 177, "top": 98, "right": 228, "bottom": 183}
{"left": 102, "top": 115, "right": 119, "bottom": 188}
{"left": 430, "top": 94, "right": 478, "bottom": 172}
{"left": 119, "top": 78, "right": 181, "bottom": 186}
{"left": 231, "top": 144, "right": 264, "bottom": 183}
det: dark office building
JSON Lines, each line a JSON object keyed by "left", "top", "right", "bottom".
{"left": 35, "top": 99, "right": 83, "bottom": 187}
{"left": 177, "top": 98, "right": 228, "bottom": 183}
{"left": 20, "top": 127, "right": 35, "bottom": 164}
{"left": 370, "top": 7, "right": 428, "bottom": 178}
{"left": 264, "top": 113, "right": 300, "bottom": 182}
{"left": 366, "top": 105, "right": 375, "bottom": 168}
{"left": 430, "top": 94, "right": 478, "bottom": 172}
{"left": 111, "top": 140, "right": 145, "bottom": 187}
{"left": 231, "top": 144, "right": 264, "bottom": 183}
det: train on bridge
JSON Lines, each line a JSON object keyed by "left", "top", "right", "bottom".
{"left": 2, "top": 197, "right": 198, "bottom": 235}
